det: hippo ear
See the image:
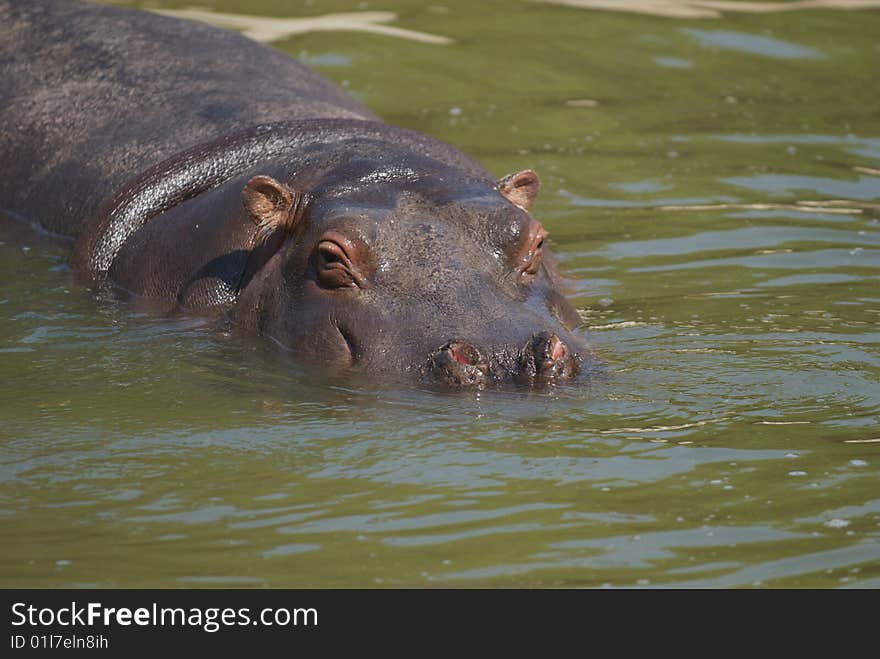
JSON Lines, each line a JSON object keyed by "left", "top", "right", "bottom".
{"left": 242, "top": 175, "right": 309, "bottom": 242}
{"left": 497, "top": 169, "right": 540, "bottom": 211}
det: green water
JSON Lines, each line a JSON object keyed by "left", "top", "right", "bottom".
{"left": 2, "top": 0, "right": 879, "bottom": 587}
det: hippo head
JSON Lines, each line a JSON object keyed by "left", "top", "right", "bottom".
{"left": 232, "top": 149, "right": 586, "bottom": 389}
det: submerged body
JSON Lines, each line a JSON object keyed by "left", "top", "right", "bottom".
{"left": 0, "top": 0, "right": 587, "bottom": 387}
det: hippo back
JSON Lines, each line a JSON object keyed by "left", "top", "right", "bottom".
{"left": 0, "top": 0, "right": 376, "bottom": 237}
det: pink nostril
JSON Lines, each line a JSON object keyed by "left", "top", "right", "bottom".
{"left": 450, "top": 348, "right": 471, "bottom": 365}
{"left": 549, "top": 336, "right": 567, "bottom": 361}
{"left": 447, "top": 341, "right": 479, "bottom": 366}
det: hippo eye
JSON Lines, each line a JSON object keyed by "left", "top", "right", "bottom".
{"left": 315, "top": 234, "right": 369, "bottom": 289}
{"left": 521, "top": 250, "right": 542, "bottom": 277}
{"left": 319, "top": 245, "right": 343, "bottom": 264}
{"left": 315, "top": 240, "right": 354, "bottom": 288}
{"left": 519, "top": 226, "right": 548, "bottom": 280}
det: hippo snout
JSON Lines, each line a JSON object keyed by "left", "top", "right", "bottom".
{"left": 423, "top": 333, "right": 580, "bottom": 389}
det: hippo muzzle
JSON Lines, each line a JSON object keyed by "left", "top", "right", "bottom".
{"left": 424, "top": 333, "right": 581, "bottom": 389}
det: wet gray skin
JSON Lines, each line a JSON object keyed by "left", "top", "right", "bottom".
{"left": 231, "top": 150, "right": 586, "bottom": 389}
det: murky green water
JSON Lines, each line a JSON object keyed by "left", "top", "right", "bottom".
{"left": 2, "top": 0, "right": 879, "bottom": 588}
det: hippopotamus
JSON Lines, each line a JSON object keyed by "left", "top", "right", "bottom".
{"left": 0, "top": 0, "right": 587, "bottom": 388}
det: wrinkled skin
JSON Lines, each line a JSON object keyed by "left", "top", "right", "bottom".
{"left": 0, "top": 0, "right": 588, "bottom": 389}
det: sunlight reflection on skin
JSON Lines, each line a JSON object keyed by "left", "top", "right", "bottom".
{"left": 528, "top": 0, "right": 880, "bottom": 19}
{"left": 151, "top": 8, "right": 453, "bottom": 45}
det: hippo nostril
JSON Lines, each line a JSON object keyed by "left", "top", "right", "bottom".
{"left": 424, "top": 340, "right": 489, "bottom": 388}
{"left": 525, "top": 332, "right": 559, "bottom": 364}
{"left": 445, "top": 340, "right": 481, "bottom": 366}
{"left": 519, "top": 332, "right": 579, "bottom": 383}
{"left": 549, "top": 335, "right": 567, "bottom": 361}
